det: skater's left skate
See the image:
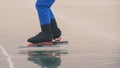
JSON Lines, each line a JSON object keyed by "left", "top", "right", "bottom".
{"left": 27, "top": 24, "right": 53, "bottom": 47}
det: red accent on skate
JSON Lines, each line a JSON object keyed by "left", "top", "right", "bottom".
{"left": 39, "top": 42, "right": 53, "bottom": 46}
{"left": 28, "top": 43, "right": 34, "bottom": 46}
{"left": 28, "top": 42, "right": 53, "bottom": 47}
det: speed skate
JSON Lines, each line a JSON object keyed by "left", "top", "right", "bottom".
{"left": 19, "top": 40, "right": 68, "bottom": 48}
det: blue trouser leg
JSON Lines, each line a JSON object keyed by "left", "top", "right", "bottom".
{"left": 49, "top": 9, "right": 55, "bottom": 20}
{"left": 36, "top": 0, "right": 55, "bottom": 26}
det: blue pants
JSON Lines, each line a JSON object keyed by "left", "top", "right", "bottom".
{"left": 36, "top": 0, "right": 55, "bottom": 25}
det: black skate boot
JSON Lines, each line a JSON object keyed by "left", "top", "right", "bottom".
{"left": 50, "top": 19, "right": 61, "bottom": 41}
{"left": 27, "top": 24, "right": 53, "bottom": 46}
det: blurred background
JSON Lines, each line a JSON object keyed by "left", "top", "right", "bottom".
{"left": 0, "top": 0, "right": 120, "bottom": 68}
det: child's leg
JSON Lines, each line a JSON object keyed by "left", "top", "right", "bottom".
{"left": 35, "top": 0, "right": 61, "bottom": 39}
{"left": 49, "top": 9, "right": 55, "bottom": 20}
{"left": 49, "top": 9, "right": 62, "bottom": 39}
{"left": 35, "top": 0, "right": 55, "bottom": 25}
{"left": 27, "top": 0, "right": 55, "bottom": 43}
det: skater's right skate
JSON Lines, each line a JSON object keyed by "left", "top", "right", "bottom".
{"left": 50, "top": 19, "right": 61, "bottom": 41}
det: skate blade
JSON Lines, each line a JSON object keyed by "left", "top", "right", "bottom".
{"left": 19, "top": 45, "right": 60, "bottom": 48}
{"left": 53, "top": 41, "right": 69, "bottom": 45}
{"left": 19, "top": 41, "right": 68, "bottom": 48}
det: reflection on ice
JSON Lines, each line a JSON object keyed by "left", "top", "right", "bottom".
{"left": 20, "top": 50, "right": 68, "bottom": 68}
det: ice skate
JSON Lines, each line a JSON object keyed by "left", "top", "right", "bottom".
{"left": 27, "top": 24, "right": 53, "bottom": 47}
{"left": 50, "top": 19, "right": 68, "bottom": 45}
{"left": 50, "top": 19, "right": 61, "bottom": 40}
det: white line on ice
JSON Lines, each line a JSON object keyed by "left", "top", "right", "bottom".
{"left": 0, "top": 43, "right": 15, "bottom": 68}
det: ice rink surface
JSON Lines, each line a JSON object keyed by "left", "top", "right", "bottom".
{"left": 0, "top": 0, "right": 120, "bottom": 68}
